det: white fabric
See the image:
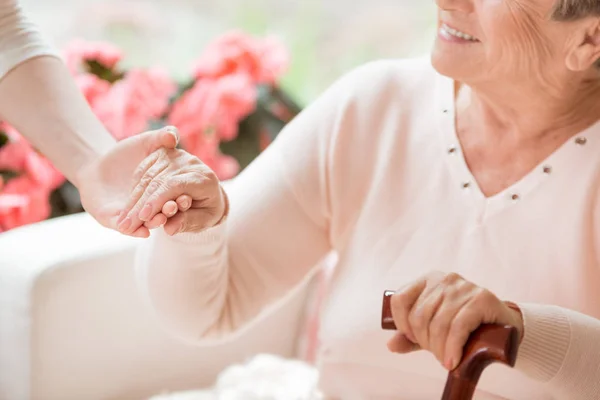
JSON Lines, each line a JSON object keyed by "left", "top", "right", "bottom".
{"left": 0, "top": 0, "right": 58, "bottom": 80}
{"left": 149, "top": 354, "right": 321, "bottom": 400}
{"left": 0, "top": 213, "right": 313, "bottom": 400}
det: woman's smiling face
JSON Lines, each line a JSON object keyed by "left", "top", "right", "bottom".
{"left": 431, "top": 0, "right": 600, "bottom": 83}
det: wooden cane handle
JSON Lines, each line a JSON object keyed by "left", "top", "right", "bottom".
{"left": 381, "top": 290, "right": 519, "bottom": 400}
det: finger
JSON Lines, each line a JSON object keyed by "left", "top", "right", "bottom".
{"left": 444, "top": 301, "right": 483, "bottom": 370}
{"left": 387, "top": 332, "right": 421, "bottom": 354}
{"left": 141, "top": 173, "right": 217, "bottom": 226}
{"left": 116, "top": 125, "right": 179, "bottom": 227}
{"left": 163, "top": 213, "right": 185, "bottom": 236}
{"left": 144, "top": 213, "right": 168, "bottom": 230}
{"left": 131, "top": 153, "right": 171, "bottom": 223}
{"left": 135, "top": 125, "right": 179, "bottom": 154}
{"left": 176, "top": 194, "right": 192, "bottom": 212}
{"left": 137, "top": 178, "right": 187, "bottom": 226}
{"left": 114, "top": 128, "right": 179, "bottom": 215}
{"left": 390, "top": 279, "right": 427, "bottom": 344}
{"left": 163, "top": 208, "right": 219, "bottom": 236}
{"left": 409, "top": 284, "right": 445, "bottom": 351}
{"left": 131, "top": 225, "right": 150, "bottom": 238}
{"left": 117, "top": 149, "right": 167, "bottom": 230}
{"left": 429, "top": 293, "right": 470, "bottom": 367}
{"left": 116, "top": 150, "right": 161, "bottom": 225}
{"left": 162, "top": 200, "right": 179, "bottom": 218}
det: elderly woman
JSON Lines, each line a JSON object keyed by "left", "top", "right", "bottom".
{"left": 123, "top": 0, "right": 600, "bottom": 398}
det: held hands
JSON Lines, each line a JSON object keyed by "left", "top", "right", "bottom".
{"left": 76, "top": 125, "right": 226, "bottom": 238}
{"left": 386, "top": 271, "right": 524, "bottom": 371}
{"left": 76, "top": 127, "right": 180, "bottom": 238}
{"left": 116, "top": 146, "right": 227, "bottom": 236}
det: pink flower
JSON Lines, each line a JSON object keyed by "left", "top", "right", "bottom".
{"left": 23, "top": 149, "right": 65, "bottom": 190}
{"left": 254, "top": 36, "right": 290, "bottom": 84}
{"left": 207, "top": 153, "right": 240, "bottom": 180}
{"left": 0, "top": 124, "right": 65, "bottom": 190}
{"left": 217, "top": 73, "right": 257, "bottom": 130}
{"left": 75, "top": 74, "right": 111, "bottom": 106}
{"left": 192, "top": 31, "right": 290, "bottom": 85}
{"left": 168, "top": 73, "right": 256, "bottom": 143}
{"left": 92, "top": 68, "right": 176, "bottom": 140}
{"left": 170, "top": 128, "right": 239, "bottom": 180}
{"left": 0, "top": 175, "right": 53, "bottom": 231}
{"left": 0, "top": 127, "right": 28, "bottom": 171}
{"left": 0, "top": 123, "right": 64, "bottom": 231}
{"left": 177, "top": 125, "right": 235, "bottom": 177}
{"left": 63, "top": 39, "right": 123, "bottom": 74}
{"left": 167, "top": 73, "right": 254, "bottom": 180}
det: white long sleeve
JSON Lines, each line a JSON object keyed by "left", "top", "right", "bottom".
{"left": 0, "top": 0, "right": 58, "bottom": 79}
{"left": 0, "top": 1, "right": 116, "bottom": 183}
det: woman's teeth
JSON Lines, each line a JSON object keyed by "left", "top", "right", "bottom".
{"left": 440, "top": 24, "right": 479, "bottom": 42}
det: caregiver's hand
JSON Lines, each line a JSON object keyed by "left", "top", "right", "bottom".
{"left": 76, "top": 126, "right": 183, "bottom": 238}
{"left": 386, "top": 271, "right": 524, "bottom": 371}
{"left": 118, "top": 147, "right": 227, "bottom": 236}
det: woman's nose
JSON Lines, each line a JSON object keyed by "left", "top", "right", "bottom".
{"left": 435, "top": 0, "right": 474, "bottom": 13}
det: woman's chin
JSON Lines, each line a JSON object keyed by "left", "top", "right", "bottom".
{"left": 430, "top": 49, "right": 474, "bottom": 81}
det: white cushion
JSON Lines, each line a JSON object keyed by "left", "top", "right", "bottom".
{"left": 0, "top": 213, "right": 312, "bottom": 400}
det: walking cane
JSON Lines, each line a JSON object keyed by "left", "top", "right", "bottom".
{"left": 381, "top": 290, "right": 519, "bottom": 400}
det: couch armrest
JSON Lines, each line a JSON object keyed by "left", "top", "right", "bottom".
{"left": 0, "top": 213, "right": 313, "bottom": 400}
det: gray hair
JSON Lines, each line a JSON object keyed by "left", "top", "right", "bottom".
{"left": 552, "top": 0, "right": 600, "bottom": 21}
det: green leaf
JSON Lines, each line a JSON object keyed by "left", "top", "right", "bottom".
{"left": 85, "top": 60, "right": 125, "bottom": 83}
{"left": 0, "top": 131, "right": 8, "bottom": 149}
{"left": 0, "top": 169, "right": 19, "bottom": 182}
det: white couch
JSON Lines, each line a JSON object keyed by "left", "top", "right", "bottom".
{"left": 0, "top": 212, "right": 319, "bottom": 400}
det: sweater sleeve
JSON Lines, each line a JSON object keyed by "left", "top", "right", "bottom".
{"left": 513, "top": 194, "right": 600, "bottom": 399}
{"left": 514, "top": 303, "right": 600, "bottom": 399}
{"left": 135, "top": 66, "right": 371, "bottom": 344}
{"left": 0, "top": 0, "right": 58, "bottom": 79}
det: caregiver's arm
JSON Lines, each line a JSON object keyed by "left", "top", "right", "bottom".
{"left": 0, "top": 0, "right": 115, "bottom": 184}
{"left": 134, "top": 63, "right": 379, "bottom": 344}
{"left": 0, "top": 0, "right": 178, "bottom": 236}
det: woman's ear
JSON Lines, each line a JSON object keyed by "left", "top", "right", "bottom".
{"left": 566, "top": 18, "right": 600, "bottom": 72}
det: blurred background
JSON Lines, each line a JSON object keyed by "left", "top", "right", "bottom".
{"left": 0, "top": 0, "right": 439, "bottom": 232}
{"left": 21, "top": 0, "right": 437, "bottom": 104}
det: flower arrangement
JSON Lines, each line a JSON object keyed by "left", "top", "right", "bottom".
{"left": 0, "top": 31, "right": 301, "bottom": 233}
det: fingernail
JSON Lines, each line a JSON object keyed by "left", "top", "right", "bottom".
{"left": 119, "top": 217, "right": 131, "bottom": 231}
{"left": 179, "top": 199, "right": 190, "bottom": 209}
{"left": 164, "top": 126, "right": 179, "bottom": 144}
{"left": 139, "top": 204, "right": 152, "bottom": 221}
{"left": 445, "top": 357, "right": 455, "bottom": 370}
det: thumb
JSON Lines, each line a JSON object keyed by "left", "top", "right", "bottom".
{"left": 163, "top": 208, "right": 222, "bottom": 236}
{"left": 134, "top": 126, "right": 179, "bottom": 156}
{"left": 387, "top": 332, "right": 421, "bottom": 354}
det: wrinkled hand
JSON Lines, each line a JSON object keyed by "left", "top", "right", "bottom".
{"left": 387, "top": 271, "right": 524, "bottom": 371}
{"left": 76, "top": 126, "right": 183, "bottom": 238}
{"left": 117, "top": 147, "right": 227, "bottom": 236}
